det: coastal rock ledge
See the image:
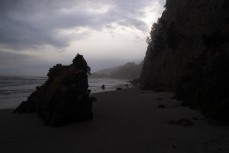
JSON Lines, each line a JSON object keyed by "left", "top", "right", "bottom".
{"left": 14, "top": 54, "right": 93, "bottom": 126}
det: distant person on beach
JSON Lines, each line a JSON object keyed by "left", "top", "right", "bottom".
{"left": 101, "top": 84, "right": 105, "bottom": 90}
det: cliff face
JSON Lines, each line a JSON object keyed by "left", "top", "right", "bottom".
{"left": 140, "top": 0, "right": 229, "bottom": 121}
{"left": 141, "top": 0, "right": 228, "bottom": 89}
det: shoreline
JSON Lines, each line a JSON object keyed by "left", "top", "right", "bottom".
{"left": 1, "top": 88, "right": 229, "bottom": 153}
{"left": 0, "top": 77, "right": 130, "bottom": 109}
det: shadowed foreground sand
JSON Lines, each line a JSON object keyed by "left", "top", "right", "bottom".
{"left": 0, "top": 88, "right": 229, "bottom": 153}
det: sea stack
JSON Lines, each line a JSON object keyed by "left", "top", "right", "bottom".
{"left": 14, "top": 54, "right": 93, "bottom": 126}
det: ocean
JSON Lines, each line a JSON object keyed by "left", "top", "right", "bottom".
{"left": 0, "top": 76, "right": 130, "bottom": 109}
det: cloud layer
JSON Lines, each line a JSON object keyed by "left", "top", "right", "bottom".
{"left": 0, "top": 0, "right": 164, "bottom": 49}
{"left": 0, "top": 0, "right": 165, "bottom": 75}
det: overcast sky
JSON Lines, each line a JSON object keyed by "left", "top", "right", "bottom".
{"left": 0, "top": 0, "right": 165, "bottom": 76}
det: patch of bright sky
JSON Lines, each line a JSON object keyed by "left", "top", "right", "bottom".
{"left": 57, "top": 1, "right": 165, "bottom": 71}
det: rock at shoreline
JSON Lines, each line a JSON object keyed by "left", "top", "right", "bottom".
{"left": 158, "top": 104, "right": 166, "bottom": 108}
{"left": 168, "top": 118, "right": 194, "bottom": 126}
{"left": 14, "top": 54, "right": 93, "bottom": 126}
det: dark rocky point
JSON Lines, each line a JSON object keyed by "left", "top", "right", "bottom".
{"left": 171, "top": 97, "right": 176, "bottom": 100}
{"left": 14, "top": 54, "right": 93, "bottom": 126}
{"left": 101, "top": 84, "right": 105, "bottom": 90}
{"left": 168, "top": 118, "right": 194, "bottom": 126}
{"left": 158, "top": 104, "right": 166, "bottom": 108}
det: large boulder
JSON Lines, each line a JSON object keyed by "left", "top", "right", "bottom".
{"left": 14, "top": 54, "right": 93, "bottom": 126}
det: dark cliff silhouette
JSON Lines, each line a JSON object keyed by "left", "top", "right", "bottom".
{"left": 14, "top": 54, "right": 93, "bottom": 126}
{"left": 92, "top": 62, "right": 143, "bottom": 80}
{"left": 140, "top": 0, "right": 229, "bottom": 123}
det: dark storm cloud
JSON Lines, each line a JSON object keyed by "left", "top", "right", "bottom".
{"left": 0, "top": 0, "right": 164, "bottom": 50}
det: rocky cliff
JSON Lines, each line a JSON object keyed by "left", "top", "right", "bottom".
{"left": 14, "top": 54, "right": 93, "bottom": 126}
{"left": 140, "top": 0, "right": 229, "bottom": 121}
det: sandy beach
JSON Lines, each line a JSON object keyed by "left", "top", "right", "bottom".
{"left": 0, "top": 88, "right": 229, "bottom": 153}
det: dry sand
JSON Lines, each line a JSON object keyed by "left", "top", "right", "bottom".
{"left": 0, "top": 88, "right": 229, "bottom": 153}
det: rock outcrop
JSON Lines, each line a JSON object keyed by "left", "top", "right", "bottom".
{"left": 14, "top": 54, "right": 93, "bottom": 126}
{"left": 140, "top": 0, "right": 229, "bottom": 122}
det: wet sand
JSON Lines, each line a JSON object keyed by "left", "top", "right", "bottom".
{"left": 0, "top": 88, "right": 229, "bottom": 153}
